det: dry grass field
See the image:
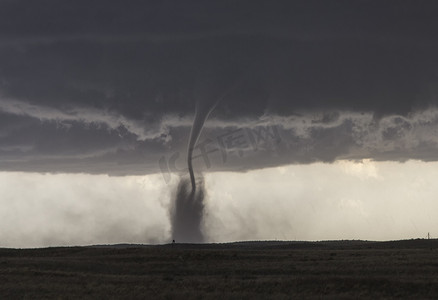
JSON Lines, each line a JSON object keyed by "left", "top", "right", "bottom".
{"left": 1, "top": 239, "right": 438, "bottom": 299}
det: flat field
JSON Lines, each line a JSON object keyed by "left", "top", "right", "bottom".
{"left": 1, "top": 239, "right": 438, "bottom": 299}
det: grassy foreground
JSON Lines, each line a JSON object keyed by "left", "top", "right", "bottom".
{"left": 1, "top": 240, "right": 438, "bottom": 299}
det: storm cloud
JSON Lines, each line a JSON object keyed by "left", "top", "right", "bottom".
{"left": 1, "top": 0, "right": 438, "bottom": 175}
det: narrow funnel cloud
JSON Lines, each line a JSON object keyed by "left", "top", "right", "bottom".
{"left": 187, "top": 99, "right": 220, "bottom": 193}
{"left": 187, "top": 63, "right": 241, "bottom": 193}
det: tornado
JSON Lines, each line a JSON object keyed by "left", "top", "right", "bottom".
{"left": 170, "top": 63, "right": 235, "bottom": 243}
{"left": 170, "top": 98, "right": 219, "bottom": 243}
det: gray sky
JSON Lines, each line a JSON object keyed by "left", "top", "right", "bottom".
{"left": 1, "top": 1, "right": 438, "bottom": 247}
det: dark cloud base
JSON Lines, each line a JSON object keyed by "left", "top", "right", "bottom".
{"left": 1, "top": 1, "right": 438, "bottom": 174}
